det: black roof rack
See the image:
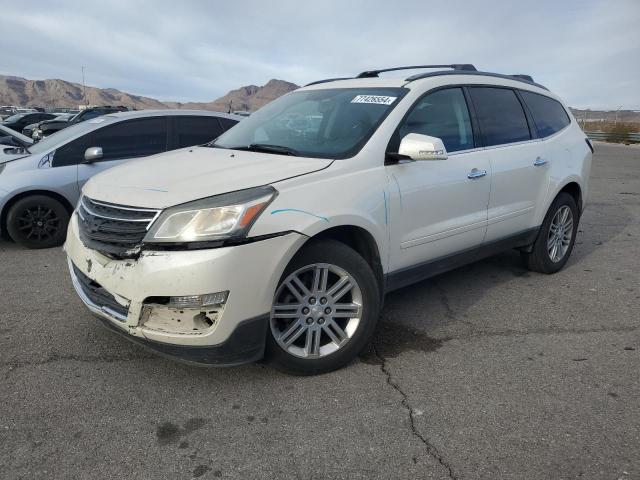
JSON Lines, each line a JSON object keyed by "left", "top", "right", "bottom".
{"left": 305, "top": 77, "right": 353, "bottom": 87}
{"left": 356, "top": 64, "right": 476, "bottom": 78}
{"left": 304, "top": 65, "right": 547, "bottom": 91}
{"left": 404, "top": 70, "right": 548, "bottom": 90}
{"left": 511, "top": 74, "right": 534, "bottom": 82}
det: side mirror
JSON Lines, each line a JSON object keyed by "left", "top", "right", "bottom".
{"left": 83, "top": 146, "right": 103, "bottom": 163}
{"left": 398, "top": 133, "right": 448, "bottom": 161}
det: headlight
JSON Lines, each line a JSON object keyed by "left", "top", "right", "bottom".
{"left": 144, "top": 186, "right": 276, "bottom": 243}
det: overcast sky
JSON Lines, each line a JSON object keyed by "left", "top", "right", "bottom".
{"left": 1, "top": 0, "right": 638, "bottom": 109}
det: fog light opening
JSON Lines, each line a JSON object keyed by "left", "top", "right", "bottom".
{"left": 193, "top": 312, "right": 215, "bottom": 330}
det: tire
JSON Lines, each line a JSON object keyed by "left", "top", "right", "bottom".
{"left": 521, "top": 192, "right": 579, "bottom": 274}
{"left": 6, "top": 195, "right": 70, "bottom": 249}
{"left": 266, "top": 239, "right": 381, "bottom": 375}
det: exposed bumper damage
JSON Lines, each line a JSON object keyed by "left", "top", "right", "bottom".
{"left": 64, "top": 214, "right": 307, "bottom": 366}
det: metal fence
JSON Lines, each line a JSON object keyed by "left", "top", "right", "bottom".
{"left": 585, "top": 131, "right": 640, "bottom": 144}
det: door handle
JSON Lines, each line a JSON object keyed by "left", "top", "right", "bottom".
{"left": 534, "top": 157, "right": 548, "bottom": 166}
{"left": 467, "top": 168, "right": 487, "bottom": 179}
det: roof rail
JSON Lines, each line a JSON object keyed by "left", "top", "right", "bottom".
{"left": 511, "top": 74, "right": 534, "bottom": 82}
{"left": 305, "top": 77, "right": 352, "bottom": 87}
{"left": 356, "top": 64, "right": 476, "bottom": 78}
{"left": 303, "top": 65, "right": 548, "bottom": 91}
{"left": 405, "top": 70, "right": 548, "bottom": 90}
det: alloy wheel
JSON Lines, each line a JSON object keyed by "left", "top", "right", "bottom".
{"left": 16, "top": 205, "right": 61, "bottom": 242}
{"left": 270, "top": 263, "right": 363, "bottom": 359}
{"left": 547, "top": 205, "right": 573, "bottom": 262}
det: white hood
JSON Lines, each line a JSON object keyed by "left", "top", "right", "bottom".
{"left": 83, "top": 146, "right": 333, "bottom": 208}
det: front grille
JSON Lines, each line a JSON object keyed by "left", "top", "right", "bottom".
{"left": 77, "top": 196, "right": 160, "bottom": 258}
{"left": 71, "top": 262, "right": 129, "bottom": 321}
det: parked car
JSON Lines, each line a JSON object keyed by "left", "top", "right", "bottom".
{"left": 0, "top": 110, "right": 240, "bottom": 248}
{"left": 2, "top": 112, "right": 57, "bottom": 132}
{"left": 63, "top": 64, "right": 592, "bottom": 375}
{"left": 0, "top": 124, "right": 34, "bottom": 150}
{"left": 31, "top": 106, "right": 130, "bottom": 138}
{"left": 0, "top": 106, "right": 17, "bottom": 121}
{"left": 22, "top": 113, "right": 75, "bottom": 138}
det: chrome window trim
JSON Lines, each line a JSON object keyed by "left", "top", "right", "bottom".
{"left": 447, "top": 122, "right": 571, "bottom": 156}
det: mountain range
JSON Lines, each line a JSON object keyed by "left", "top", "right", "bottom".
{"left": 0, "top": 75, "right": 299, "bottom": 113}
{"left": 1, "top": 74, "right": 638, "bottom": 123}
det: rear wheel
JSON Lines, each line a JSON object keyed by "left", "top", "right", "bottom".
{"left": 266, "top": 239, "right": 380, "bottom": 375}
{"left": 6, "top": 195, "right": 70, "bottom": 249}
{"left": 521, "top": 192, "right": 578, "bottom": 274}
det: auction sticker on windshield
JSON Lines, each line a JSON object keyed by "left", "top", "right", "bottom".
{"left": 351, "top": 95, "right": 397, "bottom": 105}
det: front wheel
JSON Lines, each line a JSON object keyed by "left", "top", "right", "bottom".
{"left": 6, "top": 195, "right": 70, "bottom": 249}
{"left": 521, "top": 192, "right": 579, "bottom": 274}
{"left": 266, "top": 239, "right": 381, "bottom": 375}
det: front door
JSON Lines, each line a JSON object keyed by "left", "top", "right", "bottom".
{"left": 386, "top": 87, "right": 491, "bottom": 273}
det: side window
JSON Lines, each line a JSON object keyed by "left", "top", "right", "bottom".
{"left": 173, "top": 117, "right": 224, "bottom": 148}
{"left": 395, "top": 88, "right": 474, "bottom": 153}
{"left": 52, "top": 136, "right": 89, "bottom": 167}
{"left": 218, "top": 117, "right": 239, "bottom": 132}
{"left": 82, "top": 111, "right": 103, "bottom": 121}
{"left": 469, "top": 87, "right": 531, "bottom": 146}
{"left": 86, "top": 117, "right": 167, "bottom": 161}
{"left": 519, "top": 91, "right": 570, "bottom": 138}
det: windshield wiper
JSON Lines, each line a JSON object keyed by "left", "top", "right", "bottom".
{"left": 240, "top": 143, "right": 300, "bottom": 156}
{"left": 204, "top": 142, "right": 300, "bottom": 156}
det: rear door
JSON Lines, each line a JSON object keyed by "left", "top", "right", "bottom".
{"left": 387, "top": 87, "right": 491, "bottom": 273}
{"left": 170, "top": 116, "right": 225, "bottom": 149}
{"left": 468, "top": 87, "right": 548, "bottom": 241}
{"left": 77, "top": 117, "right": 168, "bottom": 191}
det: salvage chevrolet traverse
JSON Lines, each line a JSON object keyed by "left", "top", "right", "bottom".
{"left": 65, "top": 64, "right": 592, "bottom": 375}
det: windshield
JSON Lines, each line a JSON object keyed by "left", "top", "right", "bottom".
{"left": 3, "top": 113, "right": 26, "bottom": 123}
{"left": 28, "top": 118, "right": 109, "bottom": 154}
{"left": 212, "top": 87, "right": 407, "bottom": 159}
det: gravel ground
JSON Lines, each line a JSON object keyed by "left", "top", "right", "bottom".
{"left": 1, "top": 142, "right": 638, "bottom": 479}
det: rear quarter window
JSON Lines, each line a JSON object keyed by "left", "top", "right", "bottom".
{"left": 520, "top": 91, "right": 571, "bottom": 138}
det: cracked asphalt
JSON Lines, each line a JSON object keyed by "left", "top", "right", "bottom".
{"left": 1, "top": 142, "right": 639, "bottom": 479}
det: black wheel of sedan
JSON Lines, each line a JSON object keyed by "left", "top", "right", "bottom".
{"left": 266, "top": 239, "right": 380, "bottom": 375}
{"left": 521, "top": 192, "right": 579, "bottom": 274}
{"left": 6, "top": 195, "right": 70, "bottom": 249}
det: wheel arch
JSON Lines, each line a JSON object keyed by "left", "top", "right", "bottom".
{"left": 299, "top": 225, "right": 385, "bottom": 299}
{"left": 558, "top": 181, "right": 583, "bottom": 214}
{"left": 1, "top": 189, "right": 74, "bottom": 240}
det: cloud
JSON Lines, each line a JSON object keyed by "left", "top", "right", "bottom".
{"left": 0, "top": 0, "right": 638, "bottom": 108}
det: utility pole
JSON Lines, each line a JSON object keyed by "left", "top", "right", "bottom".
{"left": 81, "top": 66, "right": 87, "bottom": 107}
{"left": 614, "top": 106, "right": 622, "bottom": 125}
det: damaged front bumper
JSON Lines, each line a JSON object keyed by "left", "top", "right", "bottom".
{"left": 64, "top": 214, "right": 306, "bottom": 366}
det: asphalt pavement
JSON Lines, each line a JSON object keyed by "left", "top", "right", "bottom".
{"left": 1, "top": 142, "right": 638, "bottom": 479}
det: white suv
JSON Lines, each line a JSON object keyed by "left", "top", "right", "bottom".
{"left": 65, "top": 64, "right": 592, "bottom": 375}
